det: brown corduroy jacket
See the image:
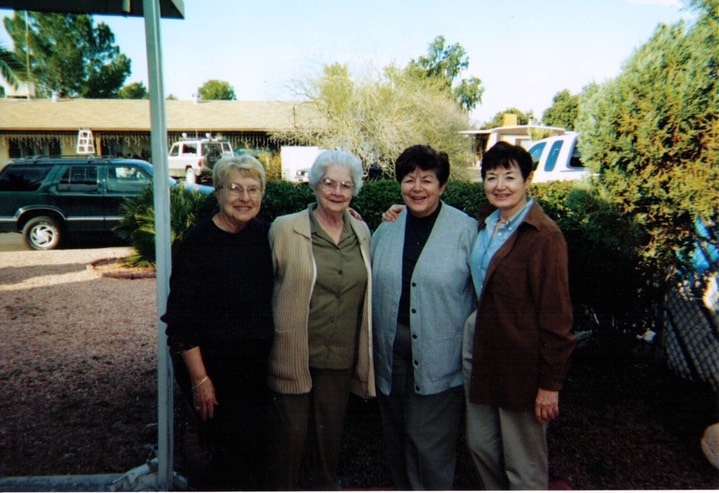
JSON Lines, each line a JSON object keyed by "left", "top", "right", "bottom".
{"left": 468, "top": 202, "right": 575, "bottom": 412}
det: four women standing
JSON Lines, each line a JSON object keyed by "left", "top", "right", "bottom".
{"left": 165, "top": 142, "right": 574, "bottom": 490}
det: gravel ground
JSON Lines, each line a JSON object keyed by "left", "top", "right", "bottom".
{"left": 1, "top": 245, "right": 718, "bottom": 489}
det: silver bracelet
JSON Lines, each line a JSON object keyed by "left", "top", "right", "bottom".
{"left": 191, "top": 376, "right": 209, "bottom": 390}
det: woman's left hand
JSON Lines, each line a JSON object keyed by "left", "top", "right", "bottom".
{"left": 382, "top": 204, "right": 405, "bottom": 222}
{"left": 534, "top": 388, "right": 560, "bottom": 425}
{"left": 348, "top": 207, "right": 363, "bottom": 221}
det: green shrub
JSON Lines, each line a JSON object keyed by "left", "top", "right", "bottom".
{"left": 118, "top": 177, "right": 652, "bottom": 349}
{"left": 260, "top": 181, "right": 315, "bottom": 221}
{"left": 442, "top": 180, "right": 487, "bottom": 219}
{"left": 351, "top": 180, "right": 402, "bottom": 231}
{"left": 114, "top": 184, "right": 217, "bottom": 266}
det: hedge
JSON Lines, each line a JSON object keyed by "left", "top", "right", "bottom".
{"left": 116, "top": 178, "right": 650, "bottom": 348}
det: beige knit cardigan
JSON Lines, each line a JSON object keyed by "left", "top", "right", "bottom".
{"left": 267, "top": 205, "right": 376, "bottom": 398}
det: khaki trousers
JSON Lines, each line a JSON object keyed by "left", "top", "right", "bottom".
{"left": 462, "top": 310, "right": 548, "bottom": 490}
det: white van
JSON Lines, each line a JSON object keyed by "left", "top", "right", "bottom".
{"left": 527, "top": 134, "right": 591, "bottom": 183}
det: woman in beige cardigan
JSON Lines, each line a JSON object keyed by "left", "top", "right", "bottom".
{"left": 267, "top": 149, "right": 375, "bottom": 490}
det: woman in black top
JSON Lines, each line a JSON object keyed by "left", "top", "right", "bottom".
{"left": 162, "top": 155, "right": 274, "bottom": 490}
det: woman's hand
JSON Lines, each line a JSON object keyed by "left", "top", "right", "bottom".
{"left": 534, "top": 388, "right": 560, "bottom": 425}
{"left": 382, "top": 204, "right": 405, "bottom": 222}
{"left": 347, "top": 207, "right": 363, "bottom": 221}
{"left": 182, "top": 346, "right": 218, "bottom": 421}
{"left": 192, "top": 375, "right": 218, "bottom": 421}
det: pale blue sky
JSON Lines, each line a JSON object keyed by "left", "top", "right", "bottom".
{"left": 0, "top": 0, "right": 697, "bottom": 125}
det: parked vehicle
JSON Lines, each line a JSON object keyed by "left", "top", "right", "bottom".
{"left": 295, "top": 168, "right": 310, "bottom": 183}
{"left": 527, "top": 133, "right": 592, "bottom": 183}
{"left": 168, "top": 137, "right": 233, "bottom": 184}
{"left": 281, "top": 146, "right": 324, "bottom": 182}
{"left": 0, "top": 156, "right": 212, "bottom": 250}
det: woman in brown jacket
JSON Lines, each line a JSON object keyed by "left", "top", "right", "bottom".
{"left": 463, "top": 142, "right": 576, "bottom": 490}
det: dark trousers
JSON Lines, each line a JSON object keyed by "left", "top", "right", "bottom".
{"left": 378, "top": 322, "right": 463, "bottom": 490}
{"left": 172, "top": 340, "right": 272, "bottom": 491}
{"left": 268, "top": 367, "right": 353, "bottom": 490}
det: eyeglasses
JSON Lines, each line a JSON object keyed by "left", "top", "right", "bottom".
{"left": 320, "top": 178, "right": 354, "bottom": 193}
{"left": 218, "top": 183, "right": 262, "bottom": 197}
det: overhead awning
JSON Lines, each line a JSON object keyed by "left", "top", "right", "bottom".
{"left": 0, "top": 0, "right": 184, "bottom": 18}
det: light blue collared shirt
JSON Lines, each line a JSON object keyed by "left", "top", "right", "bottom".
{"left": 470, "top": 199, "right": 534, "bottom": 297}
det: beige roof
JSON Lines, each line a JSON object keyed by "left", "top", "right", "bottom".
{"left": 0, "top": 98, "right": 318, "bottom": 133}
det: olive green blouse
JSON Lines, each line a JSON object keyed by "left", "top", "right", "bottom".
{"left": 307, "top": 209, "right": 368, "bottom": 369}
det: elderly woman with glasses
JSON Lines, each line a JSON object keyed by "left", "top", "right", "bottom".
{"left": 163, "top": 155, "right": 274, "bottom": 490}
{"left": 267, "top": 149, "right": 375, "bottom": 490}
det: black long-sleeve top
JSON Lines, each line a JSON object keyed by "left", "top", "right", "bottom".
{"left": 162, "top": 216, "right": 274, "bottom": 355}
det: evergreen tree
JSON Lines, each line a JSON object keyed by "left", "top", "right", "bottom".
{"left": 197, "top": 79, "right": 236, "bottom": 100}
{"left": 481, "top": 107, "right": 531, "bottom": 129}
{"left": 118, "top": 81, "right": 148, "bottom": 99}
{"left": 0, "top": 43, "right": 27, "bottom": 88}
{"left": 3, "top": 12, "right": 130, "bottom": 98}
{"left": 576, "top": 0, "right": 719, "bottom": 281}
{"left": 542, "top": 89, "right": 580, "bottom": 130}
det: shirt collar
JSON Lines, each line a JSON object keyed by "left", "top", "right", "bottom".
{"left": 486, "top": 198, "right": 534, "bottom": 231}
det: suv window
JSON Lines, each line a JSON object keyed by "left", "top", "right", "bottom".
{"left": 0, "top": 165, "right": 53, "bottom": 191}
{"left": 107, "top": 165, "right": 151, "bottom": 192}
{"left": 202, "top": 143, "right": 224, "bottom": 157}
{"left": 182, "top": 143, "right": 198, "bottom": 155}
{"left": 58, "top": 166, "right": 99, "bottom": 192}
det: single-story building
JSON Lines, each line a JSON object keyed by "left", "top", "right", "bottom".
{"left": 460, "top": 124, "right": 568, "bottom": 160}
{"left": 0, "top": 98, "right": 317, "bottom": 163}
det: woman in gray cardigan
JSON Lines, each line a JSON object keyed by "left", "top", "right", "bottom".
{"left": 371, "top": 145, "right": 477, "bottom": 490}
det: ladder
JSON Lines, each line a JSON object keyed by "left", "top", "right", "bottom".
{"left": 76, "top": 129, "right": 95, "bottom": 155}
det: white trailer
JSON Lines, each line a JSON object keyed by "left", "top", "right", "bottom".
{"left": 280, "top": 146, "right": 324, "bottom": 182}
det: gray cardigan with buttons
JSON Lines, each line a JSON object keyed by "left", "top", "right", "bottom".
{"left": 371, "top": 202, "right": 477, "bottom": 396}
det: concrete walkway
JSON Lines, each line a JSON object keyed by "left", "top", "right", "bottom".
{"left": 0, "top": 474, "right": 121, "bottom": 492}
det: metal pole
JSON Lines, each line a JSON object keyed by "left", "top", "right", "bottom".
{"left": 142, "top": 0, "right": 174, "bottom": 489}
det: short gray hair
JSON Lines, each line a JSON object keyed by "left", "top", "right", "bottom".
{"left": 308, "top": 150, "right": 364, "bottom": 196}
{"left": 213, "top": 155, "right": 266, "bottom": 191}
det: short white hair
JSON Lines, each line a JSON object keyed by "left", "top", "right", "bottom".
{"left": 308, "top": 150, "right": 364, "bottom": 196}
{"left": 213, "top": 155, "right": 266, "bottom": 191}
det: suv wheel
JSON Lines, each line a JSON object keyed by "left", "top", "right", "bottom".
{"left": 23, "top": 216, "right": 62, "bottom": 251}
{"left": 185, "top": 168, "right": 197, "bottom": 184}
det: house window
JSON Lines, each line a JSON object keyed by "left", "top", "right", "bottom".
{"left": 8, "top": 138, "right": 61, "bottom": 158}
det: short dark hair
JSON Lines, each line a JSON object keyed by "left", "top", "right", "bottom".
{"left": 481, "top": 141, "right": 534, "bottom": 180}
{"left": 395, "top": 145, "right": 450, "bottom": 186}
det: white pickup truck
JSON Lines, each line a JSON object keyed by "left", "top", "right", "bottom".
{"left": 527, "top": 133, "right": 591, "bottom": 183}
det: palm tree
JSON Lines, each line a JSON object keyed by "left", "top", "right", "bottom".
{"left": 0, "top": 43, "right": 27, "bottom": 89}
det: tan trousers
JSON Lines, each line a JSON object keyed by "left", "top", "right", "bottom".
{"left": 462, "top": 310, "right": 548, "bottom": 490}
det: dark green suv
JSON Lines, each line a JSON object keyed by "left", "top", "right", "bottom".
{"left": 0, "top": 156, "right": 211, "bottom": 250}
